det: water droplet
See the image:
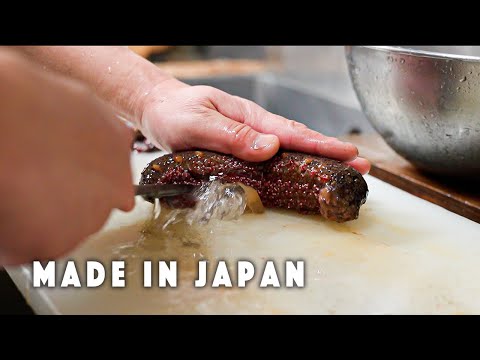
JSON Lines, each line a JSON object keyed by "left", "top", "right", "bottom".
{"left": 419, "top": 101, "right": 424, "bottom": 106}
{"left": 422, "top": 115, "right": 426, "bottom": 119}
{"left": 107, "top": 66, "right": 112, "bottom": 74}
{"left": 400, "top": 58, "right": 405, "bottom": 64}
{"left": 457, "top": 87, "right": 460, "bottom": 90}
{"left": 460, "top": 76, "right": 467, "bottom": 82}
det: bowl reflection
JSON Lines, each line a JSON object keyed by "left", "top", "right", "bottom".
{"left": 346, "top": 46, "right": 480, "bottom": 177}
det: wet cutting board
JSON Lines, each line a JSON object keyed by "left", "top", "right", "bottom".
{"left": 5, "top": 151, "right": 480, "bottom": 314}
{"left": 343, "top": 134, "right": 480, "bottom": 224}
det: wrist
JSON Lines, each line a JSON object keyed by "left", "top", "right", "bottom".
{"left": 96, "top": 47, "right": 185, "bottom": 127}
{"left": 137, "top": 77, "right": 189, "bottom": 128}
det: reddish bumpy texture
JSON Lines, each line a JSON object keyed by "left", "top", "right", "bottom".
{"left": 140, "top": 150, "right": 369, "bottom": 222}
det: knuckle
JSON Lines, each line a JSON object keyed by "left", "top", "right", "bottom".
{"left": 182, "top": 93, "right": 214, "bottom": 113}
{"left": 196, "top": 85, "right": 217, "bottom": 96}
{"left": 281, "top": 120, "right": 308, "bottom": 146}
{"left": 286, "top": 119, "right": 308, "bottom": 130}
{"left": 79, "top": 202, "right": 112, "bottom": 239}
{"left": 120, "top": 194, "right": 135, "bottom": 212}
{"left": 234, "top": 96, "right": 265, "bottom": 126}
{"left": 237, "top": 97, "right": 255, "bottom": 120}
{"left": 193, "top": 85, "right": 218, "bottom": 102}
{"left": 227, "top": 123, "right": 256, "bottom": 148}
{"left": 194, "top": 86, "right": 225, "bottom": 110}
{"left": 191, "top": 102, "right": 213, "bottom": 115}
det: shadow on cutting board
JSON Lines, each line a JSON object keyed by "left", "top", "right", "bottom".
{"left": 0, "top": 270, "right": 34, "bottom": 315}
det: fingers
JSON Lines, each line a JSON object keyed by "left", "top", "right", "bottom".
{"left": 98, "top": 112, "right": 136, "bottom": 213}
{"left": 116, "top": 184, "right": 136, "bottom": 212}
{"left": 345, "top": 157, "right": 371, "bottom": 175}
{"left": 185, "top": 109, "right": 280, "bottom": 162}
{"left": 252, "top": 110, "right": 359, "bottom": 162}
{"left": 280, "top": 128, "right": 359, "bottom": 162}
{"left": 110, "top": 155, "right": 135, "bottom": 213}
{"left": 119, "top": 120, "right": 136, "bottom": 146}
{"left": 208, "top": 89, "right": 359, "bottom": 162}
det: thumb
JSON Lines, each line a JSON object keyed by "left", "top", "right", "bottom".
{"left": 187, "top": 109, "right": 280, "bottom": 162}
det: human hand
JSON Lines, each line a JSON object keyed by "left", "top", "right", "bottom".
{"left": 0, "top": 50, "right": 135, "bottom": 266}
{"left": 139, "top": 79, "right": 370, "bottom": 174}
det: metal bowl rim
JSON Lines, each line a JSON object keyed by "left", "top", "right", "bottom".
{"left": 358, "top": 46, "right": 480, "bottom": 63}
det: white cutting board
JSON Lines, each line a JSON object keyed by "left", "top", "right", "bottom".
{"left": 6, "top": 151, "right": 480, "bottom": 314}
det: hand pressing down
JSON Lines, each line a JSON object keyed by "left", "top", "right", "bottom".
{"left": 139, "top": 79, "right": 370, "bottom": 175}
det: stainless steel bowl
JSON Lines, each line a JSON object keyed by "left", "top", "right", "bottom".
{"left": 345, "top": 46, "right": 480, "bottom": 177}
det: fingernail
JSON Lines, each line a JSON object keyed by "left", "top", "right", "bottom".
{"left": 353, "top": 144, "right": 359, "bottom": 157}
{"left": 252, "top": 134, "right": 277, "bottom": 150}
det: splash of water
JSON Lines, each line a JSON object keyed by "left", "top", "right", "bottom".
{"left": 151, "top": 181, "right": 247, "bottom": 230}
{"left": 114, "top": 181, "right": 248, "bottom": 275}
{"left": 186, "top": 181, "right": 247, "bottom": 225}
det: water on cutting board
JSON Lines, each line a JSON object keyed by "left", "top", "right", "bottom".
{"left": 27, "top": 152, "right": 480, "bottom": 314}
{"left": 35, "top": 173, "right": 480, "bottom": 315}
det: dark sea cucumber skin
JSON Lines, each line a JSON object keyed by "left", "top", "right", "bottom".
{"left": 140, "top": 150, "right": 368, "bottom": 222}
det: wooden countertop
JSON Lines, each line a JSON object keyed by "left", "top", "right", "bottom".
{"left": 154, "top": 59, "right": 271, "bottom": 79}
{"left": 343, "top": 133, "right": 480, "bottom": 224}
